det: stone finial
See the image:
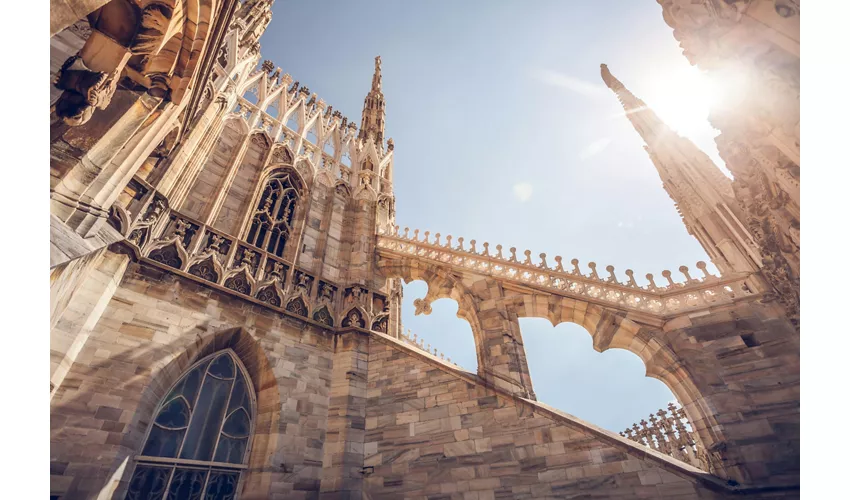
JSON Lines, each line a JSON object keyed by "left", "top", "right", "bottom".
{"left": 423, "top": 231, "right": 430, "bottom": 244}
{"left": 679, "top": 265, "right": 693, "bottom": 283}
{"left": 587, "top": 262, "right": 600, "bottom": 280}
{"left": 646, "top": 273, "right": 658, "bottom": 290}
{"left": 661, "top": 270, "right": 675, "bottom": 287}
{"left": 523, "top": 250, "right": 532, "bottom": 265}
{"left": 554, "top": 256, "right": 564, "bottom": 272}
{"left": 496, "top": 245, "right": 503, "bottom": 259}
{"left": 539, "top": 253, "right": 548, "bottom": 269}
{"left": 482, "top": 242, "right": 490, "bottom": 256}
{"left": 457, "top": 237, "right": 464, "bottom": 251}
{"left": 625, "top": 269, "right": 638, "bottom": 287}
{"left": 469, "top": 240, "right": 477, "bottom": 254}
{"left": 571, "top": 258, "right": 581, "bottom": 275}
{"left": 696, "top": 261, "right": 711, "bottom": 280}
{"left": 606, "top": 265, "right": 618, "bottom": 283}
{"left": 509, "top": 247, "right": 518, "bottom": 262}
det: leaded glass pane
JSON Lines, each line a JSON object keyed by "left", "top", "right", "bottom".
{"left": 180, "top": 375, "right": 232, "bottom": 461}
{"left": 225, "top": 371, "right": 251, "bottom": 416}
{"left": 141, "top": 426, "right": 186, "bottom": 458}
{"left": 208, "top": 354, "right": 235, "bottom": 379}
{"left": 155, "top": 397, "right": 191, "bottom": 429}
{"left": 163, "top": 360, "right": 209, "bottom": 410}
{"left": 221, "top": 408, "right": 251, "bottom": 438}
{"left": 204, "top": 471, "right": 239, "bottom": 500}
{"left": 126, "top": 465, "right": 170, "bottom": 500}
{"left": 213, "top": 435, "right": 248, "bottom": 464}
{"left": 166, "top": 468, "right": 207, "bottom": 500}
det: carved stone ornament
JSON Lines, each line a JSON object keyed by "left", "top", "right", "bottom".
{"left": 313, "top": 307, "right": 334, "bottom": 327}
{"left": 256, "top": 286, "right": 281, "bottom": 307}
{"left": 188, "top": 257, "right": 219, "bottom": 283}
{"left": 341, "top": 308, "right": 365, "bottom": 328}
{"left": 149, "top": 244, "right": 182, "bottom": 269}
{"left": 285, "top": 297, "right": 308, "bottom": 317}
{"left": 53, "top": 56, "right": 121, "bottom": 126}
{"left": 224, "top": 271, "right": 252, "bottom": 295}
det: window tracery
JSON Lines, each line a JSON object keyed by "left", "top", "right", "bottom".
{"left": 126, "top": 350, "right": 255, "bottom": 500}
{"left": 245, "top": 172, "right": 301, "bottom": 257}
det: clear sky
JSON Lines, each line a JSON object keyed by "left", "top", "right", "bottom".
{"left": 261, "top": 0, "right": 722, "bottom": 433}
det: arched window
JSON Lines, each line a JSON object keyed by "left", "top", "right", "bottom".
{"left": 126, "top": 350, "right": 255, "bottom": 500}
{"left": 245, "top": 172, "right": 301, "bottom": 257}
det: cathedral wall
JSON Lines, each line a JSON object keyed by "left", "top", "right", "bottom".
{"left": 212, "top": 134, "right": 269, "bottom": 236}
{"left": 50, "top": 260, "right": 337, "bottom": 500}
{"left": 363, "top": 337, "right": 730, "bottom": 500}
{"left": 297, "top": 183, "right": 348, "bottom": 282}
{"left": 180, "top": 118, "right": 246, "bottom": 224}
{"left": 660, "top": 302, "right": 800, "bottom": 487}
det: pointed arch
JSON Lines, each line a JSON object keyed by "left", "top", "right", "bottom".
{"left": 127, "top": 348, "right": 256, "bottom": 498}
{"left": 313, "top": 306, "right": 334, "bottom": 327}
{"left": 341, "top": 307, "right": 367, "bottom": 328}
{"left": 285, "top": 296, "right": 308, "bottom": 317}
{"left": 241, "top": 168, "right": 303, "bottom": 257}
{"left": 120, "top": 328, "right": 282, "bottom": 499}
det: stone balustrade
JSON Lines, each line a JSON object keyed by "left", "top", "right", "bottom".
{"left": 621, "top": 402, "right": 719, "bottom": 474}
{"left": 398, "top": 327, "right": 465, "bottom": 370}
{"left": 108, "top": 186, "right": 391, "bottom": 332}
{"left": 377, "top": 224, "right": 760, "bottom": 318}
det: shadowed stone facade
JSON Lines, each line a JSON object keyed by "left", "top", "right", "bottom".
{"left": 49, "top": 1, "right": 800, "bottom": 498}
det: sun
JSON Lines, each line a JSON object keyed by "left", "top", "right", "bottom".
{"left": 640, "top": 65, "right": 723, "bottom": 141}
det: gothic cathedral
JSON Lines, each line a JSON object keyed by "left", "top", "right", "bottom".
{"left": 49, "top": 1, "right": 800, "bottom": 498}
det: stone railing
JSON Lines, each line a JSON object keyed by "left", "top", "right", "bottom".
{"left": 108, "top": 182, "right": 392, "bottom": 332}
{"left": 377, "top": 225, "right": 760, "bottom": 317}
{"left": 399, "top": 328, "right": 465, "bottom": 370}
{"left": 621, "top": 402, "right": 718, "bottom": 473}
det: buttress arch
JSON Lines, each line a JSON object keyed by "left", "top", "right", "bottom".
{"left": 376, "top": 255, "right": 728, "bottom": 467}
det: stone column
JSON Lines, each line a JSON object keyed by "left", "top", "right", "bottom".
{"left": 320, "top": 331, "right": 369, "bottom": 499}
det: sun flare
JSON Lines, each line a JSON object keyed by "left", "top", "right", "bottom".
{"left": 640, "top": 65, "right": 723, "bottom": 140}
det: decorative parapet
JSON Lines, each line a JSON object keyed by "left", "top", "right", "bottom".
{"left": 399, "top": 327, "right": 465, "bottom": 370}
{"left": 377, "top": 225, "right": 760, "bottom": 318}
{"left": 621, "top": 402, "right": 720, "bottom": 474}
{"left": 108, "top": 183, "right": 392, "bottom": 332}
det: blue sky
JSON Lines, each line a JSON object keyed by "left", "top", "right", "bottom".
{"left": 262, "top": 0, "right": 722, "bottom": 432}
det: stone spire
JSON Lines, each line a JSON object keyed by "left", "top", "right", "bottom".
{"left": 601, "top": 64, "right": 762, "bottom": 275}
{"left": 359, "top": 56, "right": 386, "bottom": 145}
{"left": 238, "top": 0, "right": 275, "bottom": 48}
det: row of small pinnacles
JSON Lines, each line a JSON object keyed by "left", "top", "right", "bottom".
{"left": 379, "top": 225, "right": 751, "bottom": 293}
{"left": 399, "top": 328, "right": 466, "bottom": 371}
{"left": 232, "top": 65, "right": 394, "bottom": 165}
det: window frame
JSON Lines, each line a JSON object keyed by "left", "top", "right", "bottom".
{"left": 128, "top": 349, "right": 257, "bottom": 499}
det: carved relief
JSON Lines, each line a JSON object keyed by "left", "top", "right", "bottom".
{"left": 313, "top": 306, "right": 334, "bottom": 327}
{"left": 285, "top": 297, "right": 308, "bottom": 317}
{"left": 256, "top": 285, "right": 281, "bottom": 307}
{"left": 224, "top": 270, "right": 252, "bottom": 295}
{"left": 341, "top": 308, "right": 366, "bottom": 328}
{"left": 188, "top": 257, "right": 219, "bottom": 283}
{"left": 149, "top": 244, "right": 182, "bottom": 269}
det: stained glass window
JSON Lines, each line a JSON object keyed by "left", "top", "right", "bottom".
{"left": 245, "top": 172, "right": 300, "bottom": 257}
{"left": 126, "top": 350, "right": 255, "bottom": 500}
